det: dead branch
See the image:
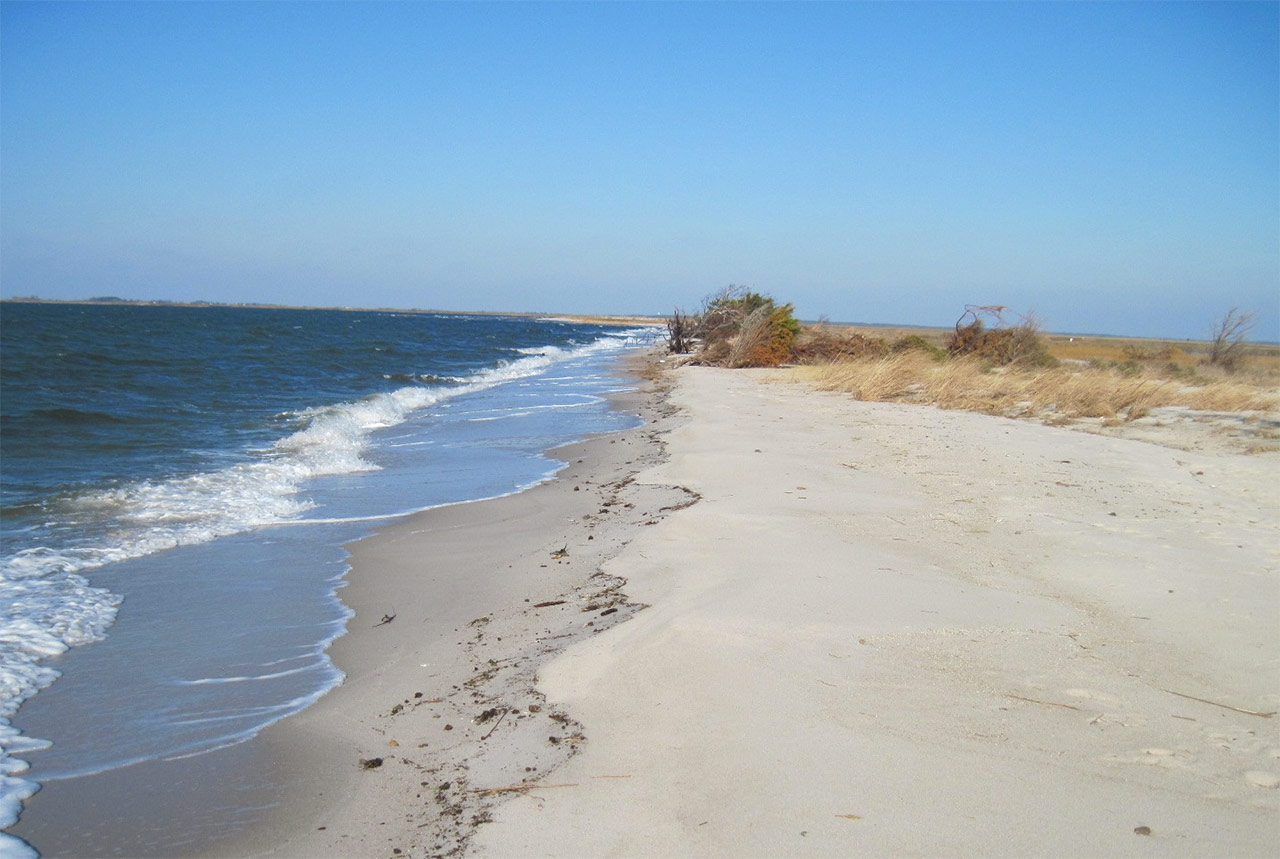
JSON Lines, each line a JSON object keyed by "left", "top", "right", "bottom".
{"left": 471, "top": 783, "right": 578, "bottom": 797}
{"left": 1161, "top": 688, "right": 1275, "bottom": 718}
{"left": 1208, "top": 307, "right": 1256, "bottom": 370}
{"left": 480, "top": 708, "right": 508, "bottom": 741}
{"left": 954, "top": 304, "right": 1010, "bottom": 333}
{"left": 1005, "top": 694, "right": 1082, "bottom": 711}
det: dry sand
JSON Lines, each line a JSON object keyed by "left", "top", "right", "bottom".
{"left": 471, "top": 366, "right": 1279, "bottom": 857}
{"left": 246, "top": 362, "right": 1278, "bottom": 858}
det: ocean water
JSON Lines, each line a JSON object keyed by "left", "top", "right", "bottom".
{"left": 0, "top": 302, "right": 657, "bottom": 856}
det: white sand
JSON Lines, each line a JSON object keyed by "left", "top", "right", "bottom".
{"left": 471, "top": 366, "right": 1280, "bottom": 857}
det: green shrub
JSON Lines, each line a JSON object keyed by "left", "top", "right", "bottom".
{"left": 891, "top": 334, "right": 947, "bottom": 361}
{"left": 689, "top": 286, "right": 801, "bottom": 367}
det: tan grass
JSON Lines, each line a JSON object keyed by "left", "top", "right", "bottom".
{"left": 1045, "top": 335, "right": 1280, "bottom": 375}
{"left": 811, "top": 353, "right": 1279, "bottom": 423}
{"left": 726, "top": 306, "right": 773, "bottom": 368}
{"left": 1178, "top": 382, "right": 1279, "bottom": 413}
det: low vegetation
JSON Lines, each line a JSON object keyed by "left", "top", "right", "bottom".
{"left": 946, "top": 305, "right": 1054, "bottom": 367}
{"left": 1207, "top": 307, "right": 1256, "bottom": 371}
{"left": 667, "top": 290, "right": 1278, "bottom": 431}
{"left": 806, "top": 352, "right": 1277, "bottom": 422}
{"left": 667, "top": 286, "right": 801, "bottom": 368}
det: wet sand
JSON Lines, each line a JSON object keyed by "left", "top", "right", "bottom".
{"left": 213, "top": 354, "right": 687, "bottom": 857}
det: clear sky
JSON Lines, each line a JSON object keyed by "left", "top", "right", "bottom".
{"left": 2, "top": 1, "right": 1277, "bottom": 340}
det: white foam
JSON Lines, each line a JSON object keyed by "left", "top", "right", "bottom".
{"left": 176, "top": 663, "right": 319, "bottom": 685}
{"left": 0, "top": 719, "right": 45, "bottom": 856}
{"left": 2, "top": 330, "right": 647, "bottom": 583}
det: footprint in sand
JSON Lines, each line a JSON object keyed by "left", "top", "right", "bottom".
{"left": 1062, "top": 688, "right": 1123, "bottom": 707}
{"left": 1244, "top": 771, "right": 1279, "bottom": 789}
{"left": 1062, "top": 688, "right": 1144, "bottom": 726}
{"left": 1104, "top": 747, "right": 1194, "bottom": 769}
{"left": 1208, "top": 731, "right": 1269, "bottom": 754}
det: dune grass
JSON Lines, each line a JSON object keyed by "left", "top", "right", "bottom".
{"left": 667, "top": 293, "right": 1279, "bottom": 438}
{"left": 800, "top": 352, "right": 1278, "bottom": 423}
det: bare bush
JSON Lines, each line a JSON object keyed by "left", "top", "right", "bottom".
{"left": 948, "top": 305, "right": 1053, "bottom": 366}
{"left": 1208, "top": 307, "right": 1256, "bottom": 371}
{"left": 792, "top": 324, "right": 890, "bottom": 363}
{"left": 666, "top": 308, "right": 695, "bottom": 354}
{"left": 696, "top": 285, "right": 752, "bottom": 344}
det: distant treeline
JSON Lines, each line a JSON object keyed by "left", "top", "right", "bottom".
{"left": 5, "top": 296, "right": 217, "bottom": 306}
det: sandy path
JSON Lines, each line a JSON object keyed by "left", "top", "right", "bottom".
{"left": 471, "top": 366, "right": 1279, "bottom": 857}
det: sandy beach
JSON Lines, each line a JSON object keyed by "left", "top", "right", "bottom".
{"left": 211, "top": 358, "right": 687, "bottom": 857}
{"left": 238, "top": 360, "right": 1277, "bottom": 858}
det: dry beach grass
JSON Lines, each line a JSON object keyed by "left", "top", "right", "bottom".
{"left": 670, "top": 293, "right": 1280, "bottom": 455}
{"left": 771, "top": 328, "right": 1280, "bottom": 455}
{"left": 802, "top": 352, "right": 1279, "bottom": 422}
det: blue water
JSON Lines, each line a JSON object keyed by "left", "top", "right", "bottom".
{"left": 0, "top": 302, "right": 657, "bottom": 855}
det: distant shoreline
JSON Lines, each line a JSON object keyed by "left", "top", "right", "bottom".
{"left": 4, "top": 297, "right": 1274, "bottom": 346}
{"left": 0, "top": 297, "right": 664, "bottom": 329}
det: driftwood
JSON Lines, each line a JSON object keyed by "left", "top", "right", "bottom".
{"left": 480, "top": 708, "right": 508, "bottom": 741}
{"left": 373, "top": 612, "right": 396, "bottom": 627}
{"left": 471, "top": 783, "right": 577, "bottom": 797}
{"left": 1005, "top": 694, "right": 1081, "bottom": 711}
{"left": 536, "top": 632, "right": 574, "bottom": 642}
{"left": 1161, "top": 689, "right": 1275, "bottom": 718}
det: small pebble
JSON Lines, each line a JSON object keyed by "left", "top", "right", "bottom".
{"left": 1134, "top": 826, "right": 1151, "bottom": 836}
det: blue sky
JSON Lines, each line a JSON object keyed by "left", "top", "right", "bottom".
{"left": 2, "top": 1, "right": 1276, "bottom": 340}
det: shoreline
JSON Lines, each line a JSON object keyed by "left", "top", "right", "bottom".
{"left": 235, "top": 361, "right": 1278, "bottom": 857}
{"left": 12, "top": 358, "right": 1276, "bottom": 856}
{"left": 5, "top": 348, "right": 674, "bottom": 858}
{"left": 209, "top": 351, "right": 685, "bottom": 857}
